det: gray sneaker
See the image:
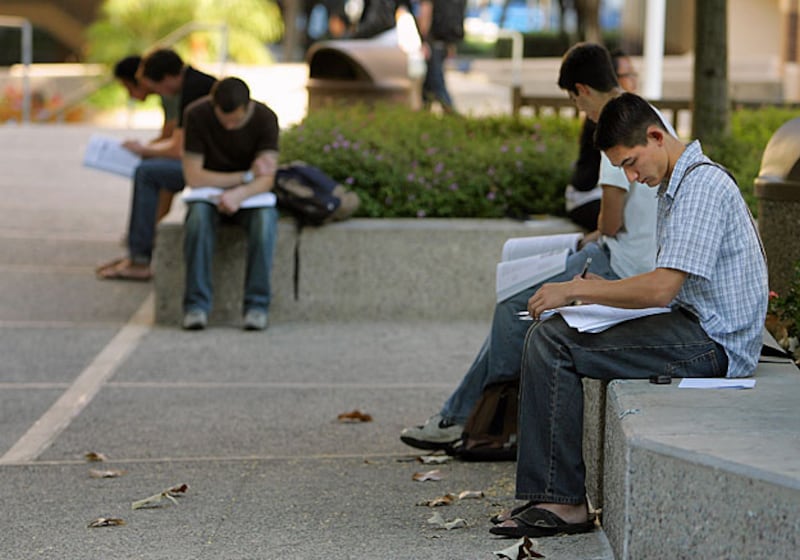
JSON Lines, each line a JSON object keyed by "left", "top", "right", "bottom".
{"left": 400, "top": 414, "right": 464, "bottom": 451}
{"left": 182, "top": 309, "right": 208, "bottom": 330}
{"left": 243, "top": 309, "right": 269, "bottom": 331}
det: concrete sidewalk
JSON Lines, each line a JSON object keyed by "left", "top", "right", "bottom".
{"left": 0, "top": 127, "right": 614, "bottom": 559}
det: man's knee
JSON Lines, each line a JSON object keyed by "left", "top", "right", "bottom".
{"left": 185, "top": 202, "right": 216, "bottom": 234}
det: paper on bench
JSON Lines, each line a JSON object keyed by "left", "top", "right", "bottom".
{"left": 541, "top": 304, "right": 671, "bottom": 333}
{"left": 181, "top": 187, "right": 276, "bottom": 209}
{"left": 83, "top": 134, "right": 141, "bottom": 178}
{"left": 678, "top": 378, "right": 756, "bottom": 389}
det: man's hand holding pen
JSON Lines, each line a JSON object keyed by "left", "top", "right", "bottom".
{"left": 524, "top": 257, "right": 597, "bottom": 320}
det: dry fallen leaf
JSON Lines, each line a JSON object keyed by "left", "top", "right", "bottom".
{"left": 131, "top": 483, "right": 190, "bottom": 510}
{"left": 337, "top": 410, "right": 373, "bottom": 423}
{"left": 494, "top": 536, "right": 544, "bottom": 559}
{"left": 87, "top": 517, "right": 125, "bottom": 528}
{"left": 417, "top": 494, "right": 455, "bottom": 507}
{"left": 426, "top": 511, "right": 467, "bottom": 530}
{"left": 89, "top": 468, "right": 125, "bottom": 479}
{"left": 412, "top": 469, "right": 443, "bottom": 482}
{"left": 85, "top": 452, "right": 107, "bottom": 462}
{"left": 457, "top": 490, "right": 484, "bottom": 500}
{"left": 417, "top": 455, "right": 452, "bottom": 465}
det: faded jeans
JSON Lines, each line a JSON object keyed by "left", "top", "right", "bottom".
{"left": 183, "top": 202, "right": 278, "bottom": 314}
{"left": 423, "top": 41, "right": 454, "bottom": 111}
{"left": 515, "top": 309, "right": 727, "bottom": 504}
{"left": 440, "top": 242, "right": 617, "bottom": 425}
{"left": 128, "top": 158, "right": 185, "bottom": 263}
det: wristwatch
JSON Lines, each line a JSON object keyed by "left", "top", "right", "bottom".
{"left": 241, "top": 170, "right": 255, "bottom": 184}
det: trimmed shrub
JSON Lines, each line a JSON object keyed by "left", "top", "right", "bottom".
{"left": 279, "top": 104, "right": 580, "bottom": 219}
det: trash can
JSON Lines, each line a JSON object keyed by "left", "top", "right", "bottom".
{"left": 754, "top": 116, "right": 800, "bottom": 295}
{"left": 305, "top": 40, "right": 412, "bottom": 111}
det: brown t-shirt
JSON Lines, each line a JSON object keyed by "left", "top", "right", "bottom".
{"left": 183, "top": 98, "right": 279, "bottom": 171}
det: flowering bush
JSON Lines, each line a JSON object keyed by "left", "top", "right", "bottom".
{"left": 766, "top": 261, "right": 800, "bottom": 360}
{"left": 0, "top": 85, "right": 84, "bottom": 123}
{"left": 278, "top": 104, "right": 581, "bottom": 219}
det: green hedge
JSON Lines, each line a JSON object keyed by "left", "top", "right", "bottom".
{"left": 279, "top": 104, "right": 800, "bottom": 219}
{"left": 279, "top": 104, "right": 580, "bottom": 219}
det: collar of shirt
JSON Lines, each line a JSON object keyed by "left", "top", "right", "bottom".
{"left": 657, "top": 139, "right": 704, "bottom": 199}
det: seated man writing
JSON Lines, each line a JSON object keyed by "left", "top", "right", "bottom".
{"left": 180, "top": 77, "right": 280, "bottom": 331}
{"left": 490, "top": 92, "right": 768, "bottom": 538}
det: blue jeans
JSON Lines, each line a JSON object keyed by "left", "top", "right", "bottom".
{"left": 128, "top": 158, "right": 185, "bottom": 262}
{"left": 183, "top": 202, "right": 278, "bottom": 314}
{"left": 440, "top": 242, "right": 618, "bottom": 425}
{"left": 515, "top": 309, "right": 727, "bottom": 505}
{"left": 423, "top": 41, "right": 454, "bottom": 111}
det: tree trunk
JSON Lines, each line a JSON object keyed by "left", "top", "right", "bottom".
{"left": 692, "top": 0, "right": 729, "bottom": 141}
{"left": 576, "top": 0, "right": 601, "bottom": 43}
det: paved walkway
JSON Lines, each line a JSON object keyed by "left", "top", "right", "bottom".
{"left": 0, "top": 121, "right": 612, "bottom": 558}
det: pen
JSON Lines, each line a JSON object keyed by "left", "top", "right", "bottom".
{"left": 580, "top": 257, "right": 592, "bottom": 278}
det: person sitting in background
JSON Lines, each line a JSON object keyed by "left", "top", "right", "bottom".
{"left": 111, "top": 55, "right": 179, "bottom": 229}
{"left": 565, "top": 49, "right": 638, "bottom": 230}
{"left": 96, "top": 49, "right": 216, "bottom": 281}
{"left": 180, "top": 77, "right": 280, "bottom": 332}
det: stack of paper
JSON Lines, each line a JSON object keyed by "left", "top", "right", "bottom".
{"left": 541, "top": 304, "right": 672, "bottom": 333}
{"left": 181, "top": 187, "right": 276, "bottom": 209}
{"left": 83, "top": 134, "right": 141, "bottom": 178}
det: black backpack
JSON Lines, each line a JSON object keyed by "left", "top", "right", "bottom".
{"left": 431, "top": 0, "right": 466, "bottom": 42}
{"left": 274, "top": 162, "right": 359, "bottom": 226}
{"left": 448, "top": 379, "right": 518, "bottom": 461}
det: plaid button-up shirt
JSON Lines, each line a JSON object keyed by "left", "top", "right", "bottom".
{"left": 656, "top": 141, "right": 768, "bottom": 377}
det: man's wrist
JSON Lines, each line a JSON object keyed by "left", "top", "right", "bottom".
{"left": 241, "top": 170, "right": 255, "bottom": 184}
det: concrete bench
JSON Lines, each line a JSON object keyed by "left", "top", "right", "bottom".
{"left": 152, "top": 211, "right": 582, "bottom": 326}
{"left": 581, "top": 334, "right": 800, "bottom": 559}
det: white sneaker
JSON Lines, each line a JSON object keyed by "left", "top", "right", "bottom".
{"left": 400, "top": 414, "right": 464, "bottom": 451}
{"left": 182, "top": 309, "right": 208, "bottom": 330}
{"left": 243, "top": 309, "right": 269, "bottom": 331}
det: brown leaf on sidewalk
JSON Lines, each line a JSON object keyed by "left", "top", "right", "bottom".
{"left": 494, "top": 536, "right": 545, "bottom": 559}
{"left": 166, "top": 483, "right": 190, "bottom": 496}
{"left": 418, "top": 494, "right": 455, "bottom": 507}
{"left": 412, "top": 469, "right": 443, "bottom": 482}
{"left": 87, "top": 517, "right": 125, "bottom": 528}
{"left": 337, "top": 410, "right": 373, "bottom": 423}
{"left": 89, "top": 468, "right": 126, "bottom": 479}
{"left": 426, "top": 511, "right": 467, "bottom": 530}
{"left": 417, "top": 455, "right": 451, "bottom": 465}
{"left": 85, "top": 452, "right": 108, "bottom": 462}
{"left": 457, "top": 490, "right": 484, "bottom": 500}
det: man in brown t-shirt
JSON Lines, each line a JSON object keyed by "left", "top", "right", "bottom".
{"left": 180, "top": 77, "right": 280, "bottom": 331}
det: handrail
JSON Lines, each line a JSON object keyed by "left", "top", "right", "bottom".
{"left": 42, "top": 21, "right": 229, "bottom": 123}
{"left": 0, "top": 15, "right": 33, "bottom": 123}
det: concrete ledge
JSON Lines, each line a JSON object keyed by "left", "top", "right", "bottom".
{"left": 153, "top": 214, "right": 581, "bottom": 326}
{"left": 599, "top": 360, "right": 800, "bottom": 559}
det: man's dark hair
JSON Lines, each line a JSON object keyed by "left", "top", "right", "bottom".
{"left": 558, "top": 42, "right": 619, "bottom": 95}
{"left": 594, "top": 93, "right": 664, "bottom": 151}
{"left": 114, "top": 55, "right": 141, "bottom": 83}
{"left": 211, "top": 77, "right": 250, "bottom": 112}
{"left": 140, "top": 49, "right": 184, "bottom": 82}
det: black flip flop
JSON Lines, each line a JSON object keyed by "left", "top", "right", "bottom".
{"left": 489, "top": 506, "right": 596, "bottom": 538}
{"left": 490, "top": 501, "right": 536, "bottom": 525}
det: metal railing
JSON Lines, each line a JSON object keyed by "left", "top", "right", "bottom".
{"left": 0, "top": 15, "right": 33, "bottom": 122}
{"left": 37, "top": 21, "right": 229, "bottom": 123}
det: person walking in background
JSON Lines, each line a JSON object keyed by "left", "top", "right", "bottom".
{"left": 416, "top": 0, "right": 466, "bottom": 113}
{"left": 96, "top": 49, "right": 216, "bottom": 281}
{"left": 565, "top": 49, "right": 638, "bottom": 230}
{"left": 180, "top": 77, "right": 280, "bottom": 332}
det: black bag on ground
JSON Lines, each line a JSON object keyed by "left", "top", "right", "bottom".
{"left": 448, "top": 379, "right": 518, "bottom": 461}
{"left": 274, "top": 162, "right": 360, "bottom": 226}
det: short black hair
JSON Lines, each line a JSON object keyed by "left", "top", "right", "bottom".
{"left": 140, "top": 49, "right": 184, "bottom": 82}
{"left": 594, "top": 93, "right": 664, "bottom": 151}
{"left": 114, "top": 55, "right": 141, "bottom": 82}
{"left": 558, "top": 42, "right": 619, "bottom": 95}
{"left": 211, "top": 77, "right": 250, "bottom": 113}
